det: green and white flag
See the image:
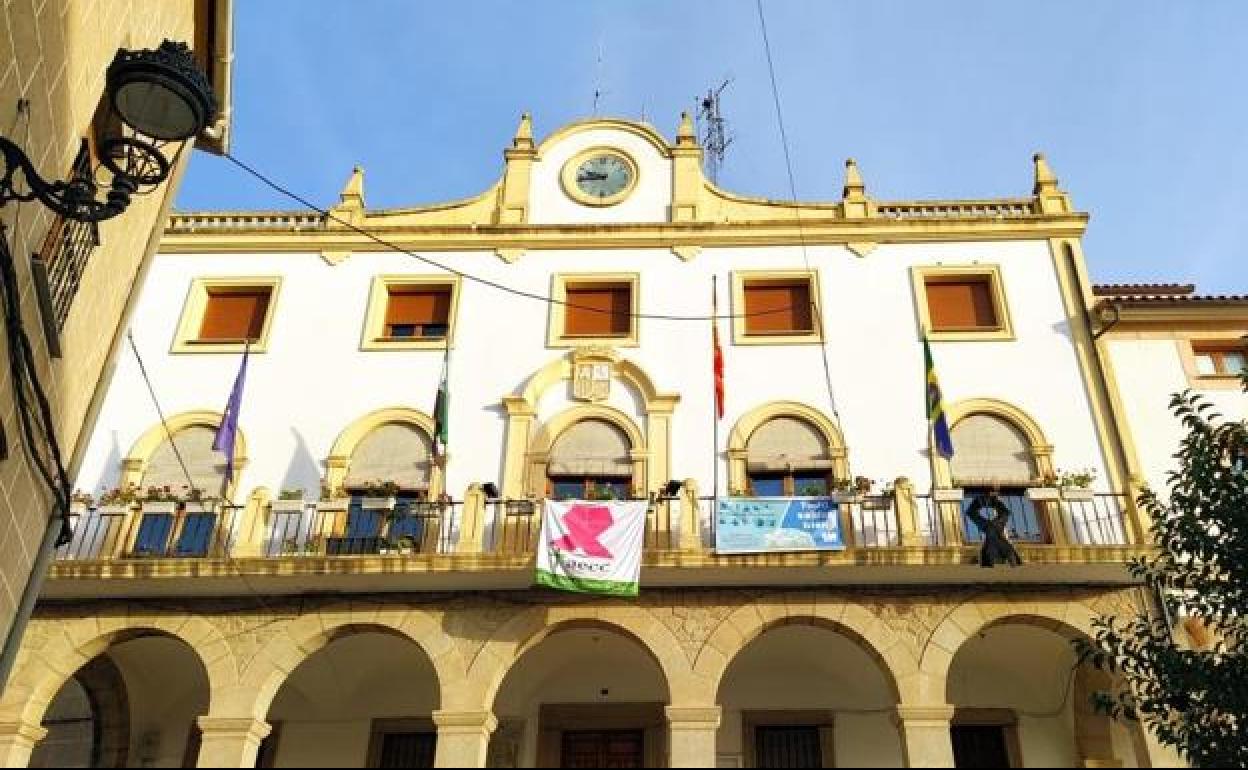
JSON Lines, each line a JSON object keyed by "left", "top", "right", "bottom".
{"left": 536, "top": 499, "right": 648, "bottom": 596}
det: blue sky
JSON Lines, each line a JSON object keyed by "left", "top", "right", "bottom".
{"left": 178, "top": 1, "right": 1248, "bottom": 292}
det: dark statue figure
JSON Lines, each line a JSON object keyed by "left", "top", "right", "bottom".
{"left": 965, "top": 488, "right": 1023, "bottom": 568}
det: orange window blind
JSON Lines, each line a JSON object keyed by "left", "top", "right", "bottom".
{"left": 925, "top": 277, "right": 999, "bottom": 330}
{"left": 198, "top": 289, "right": 271, "bottom": 341}
{"left": 743, "top": 281, "right": 814, "bottom": 335}
{"left": 564, "top": 284, "right": 631, "bottom": 337}
{"left": 384, "top": 287, "right": 451, "bottom": 336}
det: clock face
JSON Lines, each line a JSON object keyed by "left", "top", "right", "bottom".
{"left": 574, "top": 153, "right": 633, "bottom": 201}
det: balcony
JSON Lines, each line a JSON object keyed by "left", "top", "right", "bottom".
{"left": 45, "top": 487, "right": 1150, "bottom": 599}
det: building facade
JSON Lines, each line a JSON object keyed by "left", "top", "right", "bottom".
{"left": 0, "top": 115, "right": 1218, "bottom": 767}
{"left": 0, "top": 0, "right": 233, "bottom": 670}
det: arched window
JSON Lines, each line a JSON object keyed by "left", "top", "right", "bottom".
{"left": 140, "top": 425, "right": 225, "bottom": 497}
{"left": 344, "top": 422, "right": 433, "bottom": 493}
{"left": 746, "top": 416, "right": 836, "bottom": 497}
{"left": 950, "top": 413, "right": 1046, "bottom": 542}
{"left": 547, "top": 418, "right": 633, "bottom": 500}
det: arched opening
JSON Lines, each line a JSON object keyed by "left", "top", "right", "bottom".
{"left": 714, "top": 621, "right": 902, "bottom": 768}
{"left": 950, "top": 413, "right": 1049, "bottom": 543}
{"left": 262, "top": 627, "right": 442, "bottom": 768}
{"left": 130, "top": 423, "right": 232, "bottom": 558}
{"left": 546, "top": 418, "right": 635, "bottom": 500}
{"left": 946, "top": 619, "right": 1146, "bottom": 768}
{"left": 744, "top": 416, "right": 840, "bottom": 497}
{"left": 29, "top": 633, "right": 209, "bottom": 768}
{"left": 329, "top": 422, "right": 439, "bottom": 555}
{"left": 489, "top": 624, "right": 671, "bottom": 768}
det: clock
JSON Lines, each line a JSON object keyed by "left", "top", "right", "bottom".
{"left": 561, "top": 149, "right": 638, "bottom": 206}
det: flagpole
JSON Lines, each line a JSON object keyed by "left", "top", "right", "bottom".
{"left": 712, "top": 275, "right": 720, "bottom": 502}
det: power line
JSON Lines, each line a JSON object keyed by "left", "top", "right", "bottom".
{"left": 754, "top": 0, "right": 851, "bottom": 468}
{"left": 222, "top": 153, "right": 806, "bottom": 325}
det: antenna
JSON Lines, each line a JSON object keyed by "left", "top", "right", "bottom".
{"left": 592, "top": 38, "right": 609, "bottom": 114}
{"left": 697, "top": 78, "right": 734, "bottom": 182}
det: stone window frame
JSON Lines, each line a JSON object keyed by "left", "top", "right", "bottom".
{"left": 171, "top": 276, "right": 282, "bottom": 354}
{"left": 547, "top": 272, "right": 641, "bottom": 349}
{"left": 731, "top": 269, "right": 825, "bottom": 347}
{"left": 911, "top": 264, "right": 1015, "bottom": 342}
{"left": 360, "top": 274, "right": 462, "bottom": 352}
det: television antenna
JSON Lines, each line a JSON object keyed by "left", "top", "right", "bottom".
{"left": 697, "top": 78, "right": 734, "bottom": 182}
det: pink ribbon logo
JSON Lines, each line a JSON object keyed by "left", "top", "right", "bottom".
{"left": 552, "top": 504, "right": 614, "bottom": 558}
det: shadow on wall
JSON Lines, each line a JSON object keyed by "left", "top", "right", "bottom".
{"left": 281, "top": 428, "right": 322, "bottom": 497}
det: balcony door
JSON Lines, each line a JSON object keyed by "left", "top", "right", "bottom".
{"left": 560, "top": 729, "right": 645, "bottom": 769}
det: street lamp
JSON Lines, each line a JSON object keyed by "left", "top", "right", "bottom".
{"left": 0, "top": 40, "right": 216, "bottom": 223}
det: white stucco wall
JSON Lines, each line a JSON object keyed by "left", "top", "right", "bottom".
{"left": 74, "top": 123, "right": 1116, "bottom": 510}
{"left": 1106, "top": 337, "right": 1248, "bottom": 497}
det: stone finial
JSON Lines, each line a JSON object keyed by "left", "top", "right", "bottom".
{"left": 339, "top": 165, "right": 364, "bottom": 207}
{"left": 676, "top": 111, "right": 697, "bottom": 146}
{"left": 843, "top": 157, "right": 866, "bottom": 199}
{"left": 513, "top": 112, "right": 534, "bottom": 150}
{"left": 1033, "top": 152, "right": 1059, "bottom": 195}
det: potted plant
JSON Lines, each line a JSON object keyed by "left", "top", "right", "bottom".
{"left": 587, "top": 483, "right": 619, "bottom": 501}
{"left": 728, "top": 486, "right": 750, "bottom": 498}
{"left": 303, "top": 535, "right": 324, "bottom": 556}
{"left": 1057, "top": 468, "right": 1097, "bottom": 501}
{"left": 97, "top": 484, "right": 140, "bottom": 512}
{"left": 396, "top": 535, "right": 417, "bottom": 555}
{"left": 281, "top": 537, "right": 301, "bottom": 556}
{"left": 271, "top": 488, "right": 309, "bottom": 515}
{"left": 355, "top": 480, "right": 400, "bottom": 510}
{"left": 830, "top": 477, "right": 859, "bottom": 503}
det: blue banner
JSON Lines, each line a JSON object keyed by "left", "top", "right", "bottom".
{"left": 714, "top": 497, "right": 845, "bottom": 554}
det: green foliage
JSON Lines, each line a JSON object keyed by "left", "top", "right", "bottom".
{"left": 1078, "top": 374, "right": 1248, "bottom": 767}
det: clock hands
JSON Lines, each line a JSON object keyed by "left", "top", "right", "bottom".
{"left": 578, "top": 171, "right": 609, "bottom": 182}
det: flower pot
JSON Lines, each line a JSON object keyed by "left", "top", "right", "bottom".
{"left": 360, "top": 496, "right": 397, "bottom": 511}
{"left": 1026, "top": 487, "right": 1061, "bottom": 501}
{"left": 932, "top": 488, "right": 965, "bottom": 503}
{"left": 270, "top": 499, "right": 308, "bottom": 515}
{"left": 141, "top": 501, "right": 179, "bottom": 515}
{"left": 830, "top": 492, "right": 862, "bottom": 504}
{"left": 1061, "top": 487, "right": 1095, "bottom": 502}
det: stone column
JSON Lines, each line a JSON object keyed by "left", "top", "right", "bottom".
{"left": 677, "top": 478, "right": 703, "bottom": 552}
{"left": 893, "top": 705, "right": 956, "bottom": 768}
{"left": 195, "top": 717, "right": 271, "bottom": 768}
{"left": 893, "top": 477, "right": 924, "bottom": 547}
{"left": 0, "top": 720, "right": 47, "bottom": 768}
{"left": 433, "top": 710, "right": 496, "bottom": 768}
{"left": 457, "top": 484, "right": 488, "bottom": 554}
{"left": 666, "top": 706, "right": 721, "bottom": 769}
{"left": 231, "top": 488, "right": 270, "bottom": 558}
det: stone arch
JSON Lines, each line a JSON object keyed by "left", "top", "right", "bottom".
{"left": 726, "top": 401, "right": 850, "bottom": 493}
{"left": 526, "top": 405, "right": 648, "bottom": 498}
{"left": 916, "top": 598, "right": 1098, "bottom": 704}
{"left": 121, "top": 410, "right": 248, "bottom": 498}
{"left": 695, "top": 600, "right": 913, "bottom": 704}
{"left": 534, "top": 118, "right": 675, "bottom": 160}
{"left": 1, "top": 613, "right": 236, "bottom": 727}
{"left": 932, "top": 398, "right": 1055, "bottom": 488}
{"left": 237, "top": 607, "right": 469, "bottom": 718}
{"left": 500, "top": 349, "right": 679, "bottom": 497}
{"left": 324, "top": 407, "right": 443, "bottom": 497}
{"left": 466, "top": 604, "right": 703, "bottom": 708}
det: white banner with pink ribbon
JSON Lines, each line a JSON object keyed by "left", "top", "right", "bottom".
{"left": 535, "top": 499, "right": 648, "bottom": 596}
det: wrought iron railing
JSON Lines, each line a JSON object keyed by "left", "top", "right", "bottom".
{"left": 32, "top": 141, "right": 99, "bottom": 332}
{"left": 264, "top": 500, "right": 460, "bottom": 556}
{"left": 56, "top": 503, "right": 240, "bottom": 560}
{"left": 916, "top": 492, "right": 1132, "bottom": 547}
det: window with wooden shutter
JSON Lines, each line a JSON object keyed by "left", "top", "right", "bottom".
{"left": 564, "top": 283, "right": 632, "bottom": 337}
{"left": 1192, "top": 343, "right": 1247, "bottom": 377}
{"left": 924, "top": 276, "right": 1000, "bottom": 331}
{"left": 197, "top": 288, "right": 272, "bottom": 342}
{"left": 383, "top": 286, "right": 451, "bottom": 339}
{"left": 743, "top": 280, "right": 814, "bottom": 335}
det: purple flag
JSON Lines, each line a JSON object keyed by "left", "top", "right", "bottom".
{"left": 213, "top": 344, "right": 250, "bottom": 487}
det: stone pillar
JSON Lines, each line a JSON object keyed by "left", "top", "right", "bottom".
{"left": 666, "top": 706, "right": 720, "bottom": 769}
{"left": 677, "top": 478, "right": 703, "bottom": 552}
{"left": 893, "top": 705, "right": 956, "bottom": 768}
{"left": 433, "top": 710, "right": 496, "bottom": 768}
{"left": 893, "top": 477, "right": 924, "bottom": 547}
{"left": 195, "top": 717, "right": 271, "bottom": 768}
{"left": 231, "top": 488, "right": 270, "bottom": 558}
{"left": 457, "top": 484, "right": 488, "bottom": 554}
{"left": 0, "top": 720, "right": 47, "bottom": 768}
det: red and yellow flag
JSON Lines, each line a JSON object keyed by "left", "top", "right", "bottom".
{"left": 712, "top": 280, "right": 724, "bottom": 420}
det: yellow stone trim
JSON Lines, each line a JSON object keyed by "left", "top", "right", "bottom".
{"left": 731, "top": 269, "right": 825, "bottom": 346}
{"left": 671, "top": 245, "right": 701, "bottom": 261}
{"left": 726, "top": 401, "right": 850, "bottom": 493}
{"left": 122, "top": 410, "right": 248, "bottom": 498}
{"left": 320, "top": 250, "right": 350, "bottom": 266}
{"left": 526, "top": 404, "right": 648, "bottom": 497}
{"left": 1177, "top": 334, "right": 1248, "bottom": 391}
{"left": 546, "top": 272, "right": 641, "bottom": 349}
{"left": 534, "top": 118, "right": 674, "bottom": 160}
{"left": 911, "top": 264, "right": 1015, "bottom": 342}
{"left": 932, "top": 398, "right": 1053, "bottom": 489}
{"left": 325, "top": 407, "right": 444, "bottom": 498}
{"left": 170, "top": 276, "right": 282, "bottom": 354}
{"left": 359, "top": 274, "right": 462, "bottom": 352}
{"left": 559, "top": 146, "right": 641, "bottom": 208}
{"left": 847, "top": 241, "right": 877, "bottom": 258}
{"left": 495, "top": 247, "right": 525, "bottom": 264}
